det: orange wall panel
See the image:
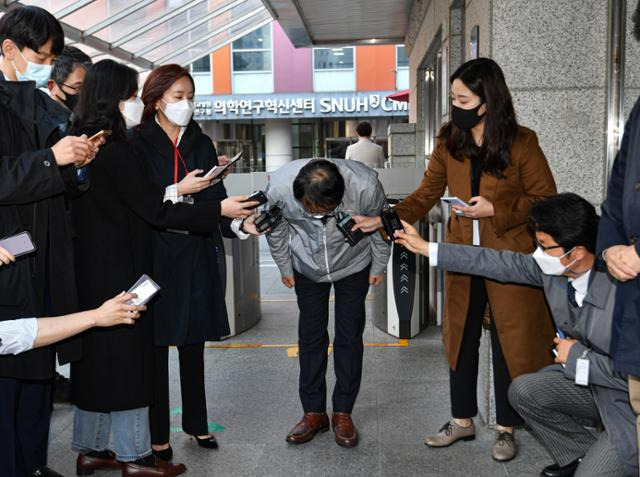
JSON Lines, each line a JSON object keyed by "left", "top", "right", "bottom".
{"left": 213, "top": 45, "right": 231, "bottom": 95}
{"left": 356, "top": 45, "right": 396, "bottom": 91}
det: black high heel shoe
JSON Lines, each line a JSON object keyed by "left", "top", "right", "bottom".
{"left": 193, "top": 434, "right": 218, "bottom": 449}
{"left": 151, "top": 445, "right": 173, "bottom": 462}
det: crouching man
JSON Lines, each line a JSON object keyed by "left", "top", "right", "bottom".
{"left": 265, "top": 159, "right": 390, "bottom": 448}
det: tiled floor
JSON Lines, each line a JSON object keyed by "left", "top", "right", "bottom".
{"left": 48, "top": 238, "right": 549, "bottom": 476}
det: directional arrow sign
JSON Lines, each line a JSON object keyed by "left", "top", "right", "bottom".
{"left": 401, "top": 286, "right": 409, "bottom": 294}
{"left": 400, "top": 252, "right": 409, "bottom": 259}
{"left": 400, "top": 263, "right": 409, "bottom": 271}
{"left": 400, "top": 275, "right": 409, "bottom": 282}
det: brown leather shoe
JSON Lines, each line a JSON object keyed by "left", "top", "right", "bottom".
{"left": 285, "top": 412, "right": 330, "bottom": 444}
{"left": 76, "top": 451, "right": 122, "bottom": 475}
{"left": 332, "top": 412, "right": 359, "bottom": 448}
{"left": 122, "top": 457, "right": 186, "bottom": 477}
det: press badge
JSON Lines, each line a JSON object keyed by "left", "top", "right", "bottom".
{"left": 575, "top": 350, "right": 590, "bottom": 386}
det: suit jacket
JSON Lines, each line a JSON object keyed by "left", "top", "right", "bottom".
{"left": 345, "top": 139, "right": 385, "bottom": 168}
{"left": 437, "top": 243, "right": 638, "bottom": 476}
{"left": 597, "top": 97, "right": 640, "bottom": 377}
{"left": 394, "top": 126, "right": 557, "bottom": 378}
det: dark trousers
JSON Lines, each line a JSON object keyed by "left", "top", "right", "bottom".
{"left": 294, "top": 266, "right": 370, "bottom": 414}
{"left": 0, "top": 377, "right": 51, "bottom": 477}
{"left": 450, "top": 277, "right": 523, "bottom": 427}
{"left": 150, "top": 343, "right": 208, "bottom": 445}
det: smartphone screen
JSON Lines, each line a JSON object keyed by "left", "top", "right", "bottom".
{"left": 0, "top": 232, "right": 36, "bottom": 257}
{"left": 204, "top": 151, "right": 243, "bottom": 179}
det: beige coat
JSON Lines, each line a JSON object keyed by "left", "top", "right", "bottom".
{"left": 394, "top": 126, "right": 557, "bottom": 378}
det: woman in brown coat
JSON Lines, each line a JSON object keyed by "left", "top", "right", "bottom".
{"left": 354, "top": 58, "right": 556, "bottom": 460}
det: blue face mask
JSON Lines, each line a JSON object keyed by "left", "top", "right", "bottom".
{"left": 12, "top": 48, "right": 53, "bottom": 88}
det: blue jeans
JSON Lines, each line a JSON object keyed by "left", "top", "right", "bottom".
{"left": 71, "top": 406, "right": 152, "bottom": 462}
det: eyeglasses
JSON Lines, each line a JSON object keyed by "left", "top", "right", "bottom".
{"left": 60, "top": 82, "right": 81, "bottom": 93}
{"left": 535, "top": 240, "right": 564, "bottom": 252}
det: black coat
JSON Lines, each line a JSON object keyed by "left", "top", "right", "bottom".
{"left": 130, "top": 120, "right": 233, "bottom": 346}
{"left": 597, "top": 96, "right": 640, "bottom": 378}
{"left": 70, "top": 139, "right": 222, "bottom": 412}
{"left": 0, "top": 78, "right": 81, "bottom": 380}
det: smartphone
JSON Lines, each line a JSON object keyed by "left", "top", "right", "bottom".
{"left": 89, "top": 129, "right": 112, "bottom": 142}
{"left": 0, "top": 231, "right": 36, "bottom": 257}
{"left": 204, "top": 151, "right": 243, "bottom": 179}
{"left": 243, "top": 191, "right": 268, "bottom": 209}
{"left": 125, "top": 274, "right": 161, "bottom": 306}
{"left": 441, "top": 196, "right": 469, "bottom": 208}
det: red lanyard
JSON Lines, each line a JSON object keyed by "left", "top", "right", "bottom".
{"left": 173, "top": 136, "right": 189, "bottom": 184}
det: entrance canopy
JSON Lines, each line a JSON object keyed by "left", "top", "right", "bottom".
{"left": 0, "top": 0, "right": 273, "bottom": 70}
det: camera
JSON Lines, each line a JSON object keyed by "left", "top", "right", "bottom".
{"left": 380, "top": 206, "right": 404, "bottom": 239}
{"left": 255, "top": 205, "right": 283, "bottom": 233}
{"left": 336, "top": 212, "right": 364, "bottom": 247}
{"left": 244, "top": 190, "right": 269, "bottom": 210}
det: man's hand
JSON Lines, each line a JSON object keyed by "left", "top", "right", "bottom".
{"left": 240, "top": 214, "right": 263, "bottom": 236}
{"left": 394, "top": 220, "right": 429, "bottom": 256}
{"left": 605, "top": 244, "right": 640, "bottom": 282}
{"left": 281, "top": 276, "right": 295, "bottom": 288}
{"left": 453, "top": 196, "right": 494, "bottom": 219}
{"left": 221, "top": 196, "right": 260, "bottom": 219}
{"left": 369, "top": 274, "right": 384, "bottom": 286}
{"left": 94, "top": 292, "right": 146, "bottom": 327}
{"left": 351, "top": 215, "right": 383, "bottom": 234}
{"left": 51, "top": 135, "right": 98, "bottom": 167}
{"left": 177, "top": 169, "right": 213, "bottom": 195}
{"left": 0, "top": 246, "right": 15, "bottom": 266}
{"left": 553, "top": 337, "right": 577, "bottom": 365}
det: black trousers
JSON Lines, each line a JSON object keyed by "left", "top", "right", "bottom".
{"left": 150, "top": 343, "right": 208, "bottom": 445}
{"left": 450, "top": 277, "right": 523, "bottom": 427}
{"left": 0, "top": 377, "right": 51, "bottom": 477}
{"left": 294, "top": 266, "right": 370, "bottom": 414}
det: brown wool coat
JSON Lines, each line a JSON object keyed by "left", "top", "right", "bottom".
{"left": 394, "top": 126, "right": 557, "bottom": 378}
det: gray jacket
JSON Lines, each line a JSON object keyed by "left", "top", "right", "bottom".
{"left": 437, "top": 243, "right": 638, "bottom": 476}
{"left": 265, "top": 159, "right": 390, "bottom": 282}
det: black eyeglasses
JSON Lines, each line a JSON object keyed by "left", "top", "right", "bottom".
{"left": 60, "top": 82, "right": 81, "bottom": 93}
{"left": 535, "top": 240, "right": 564, "bottom": 252}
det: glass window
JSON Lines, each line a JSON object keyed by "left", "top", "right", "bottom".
{"left": 314, "top": 48, "right": 354, "bottom": 70}
{"left": 232, "top": 51, "right": 270, "bottom": 72}
{"left": 396, "top": 45, "right": 409, "bottom": 68}
{"left": 231, "top": 23, "right": 272, "bottom": 73}
{"left": 232, "top": 24, "right": 271, "bottom": 50}
{"left": 191, "top": 55, "right": 211, "bottom": 73}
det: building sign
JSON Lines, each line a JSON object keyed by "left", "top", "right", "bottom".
{"left": 193, "top": 91, "right": 408, "bottom": 120}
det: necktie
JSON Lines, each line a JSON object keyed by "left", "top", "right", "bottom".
{"left": 567, "top": 282, "right": 578, "bottom": 308}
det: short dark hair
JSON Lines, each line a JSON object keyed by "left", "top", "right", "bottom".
{"left": 51, "top": 46, "right": 92, "bottom": 85}
{"left": 528, "top": 193, "right": 600, "bottom": 254}
{"left": 293, "top": 160, "right": 345, "bottom": 213}
{"left": 70, "top": 59, "right": 139, "bottom": 141}
{"left": 356, "top": 121, "right": 373, "bottom": 137}
{"left": 0, "top": 6, "right": 64, "bottom": 56}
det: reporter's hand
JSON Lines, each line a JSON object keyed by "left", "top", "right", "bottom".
{"left": 51, "top": 135, "right": 98, "bottom": 167}
{"left": 393, "top": 220, "right": 429, "bottom": 256}
{"left": 453, "top": 195, "right": 494, "bottom": 219}
{"left": 553, "top": 337, "right": 577, "bottom": 365}
{"left": 217, "top": 154, "right": 229, "bottom": 165}
{"left": 0, "top": 246, "right": 15, "bottom": 266}
{"left": 95, "top": 292, "right": 146, "bottom": 327}
{"left": 369, "top": 274, "right": 384, "bottom": 286}
{"left": 177, "top": 169, "right": 212, "bottom": 195}
{"left": 241, "top": 214, "right": 264, "bottom": 236}
{"left": 605, "top": 245, "right": 640, "bottom": 282}
{"left": 281, "top": 276, "right": 295, "bottom": 288}
{"left": 351, "top": 215, "right": 383, "bottom": 233}
{"left": 221, "top": 196, "right": 260, "bottom": 219}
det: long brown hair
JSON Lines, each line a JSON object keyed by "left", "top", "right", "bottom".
{"left": 140, "top": 64, "right": 195, "bottom": 125}
{"left": 439, "top": 58, "right": 518, "bottom": 176}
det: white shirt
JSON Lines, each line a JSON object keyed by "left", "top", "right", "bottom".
{"left": 345, "top": 138, "right": 385, "bottom": 168}
{"left": 569, "top": 270, "right": 591, "bottom": 308}
{"left": 0, "top": 318, "right": 38, "bottom": 355}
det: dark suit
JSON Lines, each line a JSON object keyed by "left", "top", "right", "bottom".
{"left": 435, "top": 243, "right": 637, "bottom": 476}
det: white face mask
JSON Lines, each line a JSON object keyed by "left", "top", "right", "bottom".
{"left": 162, "top": 99, "right": 194, "bottom": 127}
{"left": 12, "top": 48, "right": 53, "bottom": 88}
{"left": 120, "top": 97, "right": 144, "bottom": 129}
{"left": 532, "top": 246, "right": 576, "bottom": 276}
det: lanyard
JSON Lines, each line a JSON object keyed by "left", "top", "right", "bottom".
{"left": 173, "top": 136, "right": 189, "bottom": 184}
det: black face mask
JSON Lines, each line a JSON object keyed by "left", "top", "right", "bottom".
{"left": 57, "top": 84, "right": 78, "bottom": 111}
{"left": 451, "top": 103, "right": 485, "bottom": 130}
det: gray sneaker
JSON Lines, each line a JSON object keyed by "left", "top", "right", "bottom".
{"left": 492, "top": 431, "right": 517, "bottom": 461}
{"left": 424, "top": 420, "right": 476, "bottom": 447}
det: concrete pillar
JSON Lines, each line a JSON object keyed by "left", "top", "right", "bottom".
{"left": 265, "top": 119, "right": 293, "bottom": 172}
